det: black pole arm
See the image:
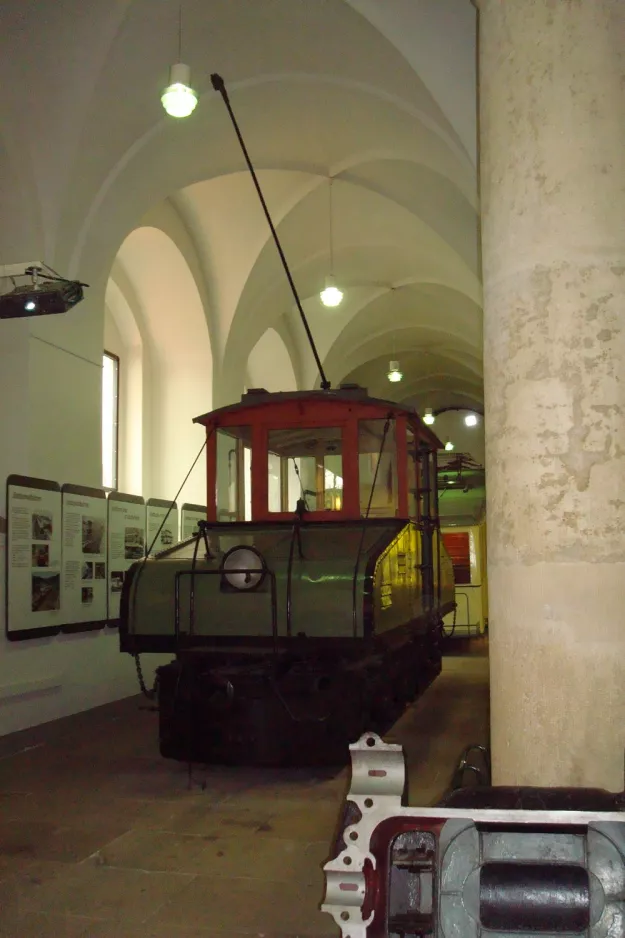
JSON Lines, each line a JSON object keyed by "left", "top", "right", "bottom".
{"left": 210, "top": 73, "right": 331, "bottom": 391}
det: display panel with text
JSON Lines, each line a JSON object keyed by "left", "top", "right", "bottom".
{"left": 107, "top": 492, "right": 145, "bottom": 625}
{"left": 146, "top": 498, "right": 178, "bottom": 555}
{"left": 61, "top": 484, "right": 108, "bottom": 632}
{"left": 6, "top": 475, "right": 63, "bottom": 640}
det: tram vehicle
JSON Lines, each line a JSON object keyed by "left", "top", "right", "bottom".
{"left": 119, "top": 384, "right": 456, "bottom": 765}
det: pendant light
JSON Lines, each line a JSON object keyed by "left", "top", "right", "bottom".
{"left": 445, "top": 439, "right": 455, "bottom": 452}
{"left": 320, "top": 178, "right": 343, "bottom": 307}
{"left": 387, "top": 360, "right": 402, "bottom": 383}
{"left": 387, "top": 325, "right": 402, "bottom": 382}
{"left": 161, "top": 7, "right": 198, "bottom": 118}
{"left": 423, "top": 407, "right": 435, "bottom": 425}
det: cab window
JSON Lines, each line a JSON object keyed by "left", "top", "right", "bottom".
{"left": 267, "top": 427, "right": 343, "bottom": 512}
{"left": 216, "top": 426, "right": 252, "bottom": 521}
{"left": 358, "top": 419, "right": 398, "bottom": 517}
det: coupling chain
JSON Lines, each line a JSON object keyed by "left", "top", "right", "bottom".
{"left": 134, "top": 653, "right": 158, "bottom": 700}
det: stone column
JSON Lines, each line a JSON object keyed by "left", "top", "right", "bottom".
{"left": 479, "top": 0, "right": 625, "bottom": 789}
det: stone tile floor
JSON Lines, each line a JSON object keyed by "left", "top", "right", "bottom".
{"left": 0, "top": 644, "right": 488, "bottom": 936}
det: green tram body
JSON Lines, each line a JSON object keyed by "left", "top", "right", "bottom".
{"left": 120, "top": 386, "right": 455, "bottom": 765}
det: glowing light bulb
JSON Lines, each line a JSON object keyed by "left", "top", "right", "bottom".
{"left": 387, "top": 361, "right": 402, "bottom": 383}
{"left": 320, "top": 275, "right": 343, "bottom": 307}
{"left": 423, "top": 408, "right": 435, "bottom": 425}
{"left": 24, "top": 300, "right": 37, "bottom": 312}
{"left": 465, "top": 413, "right": 478, "bottom": 427}
{"left": 161, "top": 64, "right": 198, "bottom": 118}
{"left": 444, "top": 440, "right": 454, "bottom": 452}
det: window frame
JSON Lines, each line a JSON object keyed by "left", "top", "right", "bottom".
{"left": 266, "top": 424, "right": 345, "bottom": 516}
{"left": 200, "top": 398, "right": 441, "bottom": 523}
{"left": 262, "top": 420, "right": 350, "bottom": 521}
{"left": 102, "top": 350, "right": 120, "bottom": 491}
{"left": 215, "top": 426, "right": 253, "bottom": 522}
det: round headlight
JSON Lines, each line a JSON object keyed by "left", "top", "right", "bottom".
{"left": 221, "top": 546, "right": 266, "bottom": 591}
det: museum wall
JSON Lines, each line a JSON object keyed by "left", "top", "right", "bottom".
{"left": 0, "top": 300, "right": 155, "bottom": 738}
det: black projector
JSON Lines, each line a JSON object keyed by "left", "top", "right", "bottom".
{"left": 0, "top": 279, "right": 85, "bottom": 319}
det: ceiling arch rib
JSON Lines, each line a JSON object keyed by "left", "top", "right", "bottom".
{"left": 173, "top": 151, "right": 479, "bottom": 356}
{"left": 341, "top": 353, "right": 483, "bottom": 399}
{"left": 239, "top": 243, "right": 481, "bottom": 337}
{"left": 65, "top": 0, "right": 474, "bottom": 254}
{"left": 223, "top": 177, "right": 481, "bottom": 382}
{"left": 173, "top": 170, "right": 320, "bottom": 358}
{"left": 333, "top": 339, "right": 483, "bottom": 386}
{"left": 343, "top": 0, "right": 477, "bottom": 163}
{"left": 70, "top": 73, "right": 475, "bottom": 281}
{"left": 320, "top": 288, "right": 482, "bottom": 374}
{"left": 339, "top": 159, "right": 479, "bottom": 272}
{"left": 401, "top": 386, "right": 485, "bottom": 414}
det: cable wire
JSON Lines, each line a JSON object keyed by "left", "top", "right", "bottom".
{"left": 131, "top": 431, "right": 212, "bottom": 700}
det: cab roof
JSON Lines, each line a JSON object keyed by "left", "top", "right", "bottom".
{"left": 193, "top": 384, "right": 443, "bottom": 449}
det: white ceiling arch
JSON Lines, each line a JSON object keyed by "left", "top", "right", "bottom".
{"left": 219, "top": 172, "right": 480, "bottom": 391}
{"left": 317, "top": 285, "right": 482, "bottom": 388}
{"left": 0, "top": 0, "right": 480, "bottom": 420}
{"left": 70, "top": 69, "right": 476, "bottom": 284}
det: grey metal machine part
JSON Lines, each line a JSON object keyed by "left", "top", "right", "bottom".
{"left": 322, "top": 734, "right": 625, "bottom": 937}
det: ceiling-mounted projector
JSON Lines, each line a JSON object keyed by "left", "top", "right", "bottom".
{"left": 0, "top": 263, "right": 88, "bottom": 320}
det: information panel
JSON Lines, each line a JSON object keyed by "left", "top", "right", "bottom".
{"left": 107, "top": 492, "right": 145, "bottom": 625}
{"left": 180, "top": 503, "right": 206, "bottom": 541}
{"left": 146, "top": 498, "right": 178, "bottom": 555}
{"left": 6, "top": 475, "right": 63, "bottom": 640}
{"left": 61, "top": 484, "right": 108, "bottom": 633}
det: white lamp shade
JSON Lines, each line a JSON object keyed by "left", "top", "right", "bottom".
{"left": 423, "top": 408, "right": 435, "bottom": 425}
{"left": 320, "top": 274, "right": 343, "bottom": 307}
{"left": 464, "top": 413, "right": 478, "bottom": 427}
{"left": 387, "top": 360, "right": 403, "bottom": 382}
{"left": 161, "top": 63, "right": 198, "bottom": 118}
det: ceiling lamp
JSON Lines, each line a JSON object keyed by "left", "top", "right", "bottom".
{"left": 465, "top": 412, "right": 478, "bottom": 427}
{"left": 161, "top": 9, "right": 197, "bottom": 118}
{"left": 423, "top": 407, "right": 435, "bottom": 426}
{"left": 161, "top": 63, "right": 198, "bottom": 117}
{"left": 387, "top": 360, "right": 403, "bottom": 383}
{"left": 320, "top": 274, "right": 343, "bottom": 308}
{"left": 320, "top": 178, "right": 343, "bottom": 308}
{"left": 444, "top": 439, "right": 454, "bottom": 451}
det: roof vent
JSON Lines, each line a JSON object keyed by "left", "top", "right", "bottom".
{"left": 339, "top": 382, "right": 365, "bottom": 392}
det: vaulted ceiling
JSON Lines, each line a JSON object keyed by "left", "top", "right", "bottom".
{"left": 0, "top": 0, "right": 482, "bottom": 447}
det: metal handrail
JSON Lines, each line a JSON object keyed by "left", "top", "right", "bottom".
{"left": 453, "top": 591, "right": 471, "bottom": 629}
{"left": 449, "top": 743, "right": 492, "bottom": 791}
{"left": 285, "top": 522, "right": 303, "bottom": 639}
{"left": 451, "top": 587, "right": 482, "bottom": 635}
{"left": 173, "top": 568, "right": 279, "bottom": 652}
